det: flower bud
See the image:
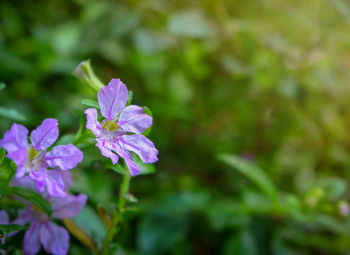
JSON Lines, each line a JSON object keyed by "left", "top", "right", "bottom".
{"left": 73, "top": 60, "right": 104, "bottom": 92}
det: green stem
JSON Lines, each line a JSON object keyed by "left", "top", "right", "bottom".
{"left": 101, "top": 170, "right": 131, "bottom": 255}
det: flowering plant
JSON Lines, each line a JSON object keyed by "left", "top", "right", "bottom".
{"left": 0, "top": 60, "right": 158, "bottom": 255}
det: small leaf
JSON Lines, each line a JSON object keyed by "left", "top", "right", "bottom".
{"left": 218, "top": 154, "right": 278, "bottom": 201}
{"left": 105, "top": 162, "right": 125, "bottom": 175}
{"left": 0, "top": 223, "right": 29, "bottom": 236}
{"left": 126, "top": 90, "right": 133, "bottom": 106}
{"left": 142, "top": 106, "right": 153, "bottom": 136}
{"left": 0, "top": 148, "right": 6, "bottom": 162}
{"left": 80, "top": 99, "right": 100, "bottom": 109}
{"left": 0, "top": 107, "right": 26, "bottom": 122}
{"left": 9, "top": 187, "right": 52, "bottom": 216}
{"left": 132, "top": 153, "right": 155, "bottom": 175}
{"left": 123, "top": 192, "right": 138, "bottom": 203}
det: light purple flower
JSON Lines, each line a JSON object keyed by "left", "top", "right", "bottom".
{"left": 13, "top": 193, "right": 87, "bottom": 255}
{"left": 85, "top": 79, "right": 158, "bottom": 176}
{"left": 0, "top": 119, "right": 83, "bottom": 197}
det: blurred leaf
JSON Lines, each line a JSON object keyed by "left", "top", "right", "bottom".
{"left": 168, "top": 10, "right": 212, "bottom": 38}
{"left": 218, "top": 154, "right": 278, "bottom": 201}
{"left": 0, "top": 106, "right": 26, "bottom": 122}
{"left": 137, "top": 212, "right": 188, "bottom": 254}
{"left": 9, "top": 187, "right": 52, "bottom": 216}
{"left": 132, "top": 153, "right": 155, "bottom": 175}
{"left": 63, "top": 218, "right": 99, "bottom": 254}
{"left": 55, "top": 134, "right": 75, "bottom": 145}
{"left": 0, "top": 82, "right": 5, "bottom": 92}
{"left": 0, "top": 223, "right": 29, "bottom": 236}
{"left": 223, "top": 230, "right": 258, "bottom": 255}
{"left": 80, "top": 99, "right": 100, "bottom": 109}
{"left": 71, "top": 206, "right": 106, "bottom": 248}
{"left": 123, "top": 192, "right": 138, "bottom": 203}
{"left": 317, "top": 177, "right": 347, "bottom": 201}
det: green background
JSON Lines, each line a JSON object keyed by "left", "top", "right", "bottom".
{"left": 2, "top": 0, "right": 350, "bottom": 254}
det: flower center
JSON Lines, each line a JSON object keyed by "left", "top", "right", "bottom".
{"left": 31, "top": 205, "right": 49, "bottom": 222}
{"left": 23, "top": 145, "right": 47, "bottom": 173}
{"left": 101, "top": 120, "right": 119, "bottom": 131}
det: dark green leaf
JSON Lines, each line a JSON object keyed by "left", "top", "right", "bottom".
{"left": 9, "top": 187, "right": 52, "bottom": 216}
{"left": 0, "top": 223, "right": 29, "bottom": 236}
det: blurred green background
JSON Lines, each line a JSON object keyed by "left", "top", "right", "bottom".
{"left": 2, "top": 0, "right": 350, "bottom": 254}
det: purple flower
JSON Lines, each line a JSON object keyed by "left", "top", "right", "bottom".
{"left": 13, "top": 193, "right": 87, "bottom": 255}
{"left": 0, "top": 119, "right": 83, "bottom": 197}
{"left": 85, "top": 79, "right": 158, "bottom": 176}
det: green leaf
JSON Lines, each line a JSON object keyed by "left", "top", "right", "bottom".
{"left": 0, "top": 148, "right": 6, "bottom": 162}
{"left": 9, "top": 187, "right": 52, "bottom": 216}
{"left": 126, "top": 90, "right": 133, "bottom": 106}
{"left": 0, "top": 223, "right": 29, "bottom": 236}
{"left": 71, "top": 206, "right": 106, "bottom": 248}
{"left": 0, "top": 106, "right": 26, "bottom": 122}
{"left": 0, "top": 82, "right": 5, "bottom": 92}
{"left": 105, "top": 162, "right": 124, "bottom": 175}
{"left": 218, "top": 154, "right": 278, "bottom": 201}
{"left": 80, "top": 99, "right": 100, "bottom": 109}
{"left": 142, "top": 106, "right": 153, "bottom": 136}
{"left": 0, "top": 157, "right": 17, "bottom": 198}
{"left": 132, "top": 153, "right": 156, "bottom": 175}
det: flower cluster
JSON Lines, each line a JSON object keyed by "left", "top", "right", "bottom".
{"left": 0, "top": 77, "right": 158, "bottom": 255}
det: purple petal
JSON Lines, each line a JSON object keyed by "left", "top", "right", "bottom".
{"left": 8, "top": 149, "right": 27, "bottom": 175}
{"left": 119, "top": 105, "right": 152, "bottom": 134}
{"left": 30, "top": 170, "right": 67, "bottom": 197}
{"left": 12, "top": 209, "right": 31, "bottom": 226}
{"left": 0, "top": 210, "right": 9, "bottom": 225}
{"left": 97, "top": 79, "right": 128, "bottom": 119}
{"left": 23, "top": 223, "right": 41, "bottom": 255}
{"left": 30, "top": 119, "right": 59, "bottom": 150}
{"left": 45, "top": 144, "right": 83, "bottom": 170}
{"left": 84, "top": 108, "right": 101, "bottom": 136}
{"left": 112, "top": 142, "right": 141, "bottom": 176}
{"left": 52, "top": 194, "right": 87, "bottom": 219}
{"left": 40, "top": 222, "right": 69, "bottom": 255}
{"left": 96, "top": 139, "right": 119, "bottom": 164}
{"left": 0, "top": 123, "right": 28, "bottom": 153}
{"left": 119, "top": 134, "right": 158, "bottom": 164}
{"left": 11, "top": 176, "right": 37, "bottom": 191}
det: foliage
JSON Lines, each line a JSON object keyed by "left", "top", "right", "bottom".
{"left": 2, "top": 0, "right": 350, "bottom": 254}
